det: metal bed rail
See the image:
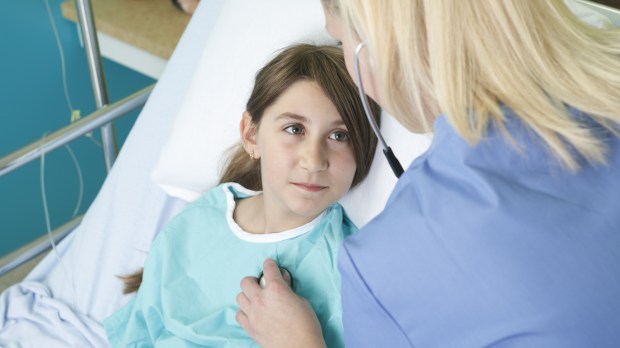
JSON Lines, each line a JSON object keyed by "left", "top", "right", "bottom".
{"left": 0, "top": 85, "right": 153, "bottom": 277}
{"left": 0, "top": 0, "right": 158, "bottom": 278}
{"left": 0, "top": 216, "right": 82, "bottom": 277}
{"left": 0, "top": 85, "right": 153, "bottom": 178}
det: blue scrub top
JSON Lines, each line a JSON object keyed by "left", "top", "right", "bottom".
{"left": 340, "top": 111, "right": 620, "bottom": 347}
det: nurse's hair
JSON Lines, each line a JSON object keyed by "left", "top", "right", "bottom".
{"left": 120, "top": 43, "right": 379, "bottom": 294}
{"left": 324, "top": 0, "right": 620, "bottom": 171}
{"left": 220, "top": 43, "right": 380, "bottom": 190}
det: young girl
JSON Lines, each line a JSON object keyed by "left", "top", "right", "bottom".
{"left": 103, "top": 43, "right": 380, "bottom": 347}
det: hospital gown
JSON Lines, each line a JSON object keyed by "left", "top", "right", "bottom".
{"left": 340, "top": 110, "right": 620, "bottom": 347}
{"left": 104, "top": 183, "right": 354, "bottom": 347}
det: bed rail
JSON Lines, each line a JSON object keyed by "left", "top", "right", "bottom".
{"left": 0, "top": 0, "right": 155, "bottom": 282}
{"left": 0, "top": 216, "right": 82, "bottom": 277}
{"left": 0, "top": 85, "right": 153, "bottom": 177}
{"left": 0, "top": 84, "right": 153, "bottom": 277}
{"left": 1, "top": 0, "right": 159, "bottom": 179}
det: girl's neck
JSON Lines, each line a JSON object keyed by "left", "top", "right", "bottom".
{"left": 233, "top": 194, "right": 319, "bottom": 234}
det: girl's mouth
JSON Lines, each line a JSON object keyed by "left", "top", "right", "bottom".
{"left": 293, "top": 183, "right": 327, "bottom": 192}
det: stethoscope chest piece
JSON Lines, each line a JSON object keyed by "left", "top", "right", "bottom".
{"left": 258, "top": 267, "right": 293, "bottom": 289}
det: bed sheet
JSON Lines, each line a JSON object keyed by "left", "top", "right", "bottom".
{"left": 0, "top": 1, "right": 224, "bottom": 346}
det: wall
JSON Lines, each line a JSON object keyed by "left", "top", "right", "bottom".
{"left": 0, "top": 0, "right": 155, "bottom": 257}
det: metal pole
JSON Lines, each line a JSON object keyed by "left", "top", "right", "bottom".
{"left": 0, "top": 215, "right": 82, "bottom": 277}
{"left": 74, "top": 0, "right": 117, "bottom": 172}
{"left": 0, "top": 85, "right": 153, "bottom": 178}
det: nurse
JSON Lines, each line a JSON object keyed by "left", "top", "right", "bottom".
{"left": 236, "top": 1, "right": 620, "bottom": 347}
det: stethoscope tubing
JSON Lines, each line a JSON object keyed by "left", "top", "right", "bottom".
{"left": 354, "top": 42, "right": 404, "bottom": 178}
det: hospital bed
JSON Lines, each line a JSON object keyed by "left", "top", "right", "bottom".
{"left": 0, "top": 0, "right": 617, "bottom": 346}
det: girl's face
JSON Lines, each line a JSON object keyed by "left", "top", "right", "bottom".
{"left": 243, "top": 80, "right": 356, "bottom": 225}
{"left": 322, "top": 3, "right": 380, "bottom": 105}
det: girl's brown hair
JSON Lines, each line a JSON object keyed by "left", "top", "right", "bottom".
{"left": 121, "top": 43, "right": 380, "bottom": 294}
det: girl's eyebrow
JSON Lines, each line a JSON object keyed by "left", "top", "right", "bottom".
{"left": 276, "top": 112, "right": 345, "bottom": 127}
{"left": 276, "top": 112, "right": 308, "bottom": 123}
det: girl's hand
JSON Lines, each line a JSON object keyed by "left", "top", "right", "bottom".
{"left": 236, "top": 258, "right": 326, "bottom": 348}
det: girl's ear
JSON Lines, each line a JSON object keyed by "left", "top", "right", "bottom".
{"left": 240, "top": 111, "right": 260, "bottom": 159}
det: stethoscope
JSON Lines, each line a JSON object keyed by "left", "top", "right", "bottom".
{"left": 257, "top": 43, "right": 404, "bottom": 290}
{"left": 353, "top": 42, "right": 404, "bottom": 179}
{"left": 258, "top": 267, "right": 293, "bottom": 289}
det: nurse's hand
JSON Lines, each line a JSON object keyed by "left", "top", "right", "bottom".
{"left": 236, "top": 258, "right": 326, "bottom": 348}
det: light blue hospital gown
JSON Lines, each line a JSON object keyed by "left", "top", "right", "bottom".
{"left": 104, "top": 183, "right": 354, "bottom": 347}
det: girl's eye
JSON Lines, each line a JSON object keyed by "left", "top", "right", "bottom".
{"left": 284, "top": 125, "right": 304, "bottom": 135}
{"left": 330, "top": 131, "right": 349, "bottom": 142}
{"left": 336, "top": 41, "right": 343, "bottom": 47}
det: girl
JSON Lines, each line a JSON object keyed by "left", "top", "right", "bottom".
{"left": 103, "top": 43, "right": 380, "bottom": 347}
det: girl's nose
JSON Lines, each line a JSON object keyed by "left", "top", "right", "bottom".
{"left": 299, "top": 140, "right": 328, "bottom": 173}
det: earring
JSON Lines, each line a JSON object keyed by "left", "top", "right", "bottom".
{"left": 250, "top": 151, "right": 255, "bottom": 160}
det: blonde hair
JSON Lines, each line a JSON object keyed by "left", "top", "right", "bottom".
{"left": 326, "top": 0, "right": 620, "bottom": 170}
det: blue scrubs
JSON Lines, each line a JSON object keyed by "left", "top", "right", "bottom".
{"left": 340, "top": 112, "right": 620, "bottom": 347}
{"left": 105, "top": 183, "right": 354, "bottom": 347}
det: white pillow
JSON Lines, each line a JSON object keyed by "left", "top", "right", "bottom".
{"left": 150, "top": 0, "right": 432, "bottom": 226}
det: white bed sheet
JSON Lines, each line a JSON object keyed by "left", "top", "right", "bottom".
{"left": 0, "top": 1, "right": 224, "bottom": 346}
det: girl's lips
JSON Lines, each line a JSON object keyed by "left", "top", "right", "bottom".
{"left": 293, "top": 183, "right": 327, "bottom": 192}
